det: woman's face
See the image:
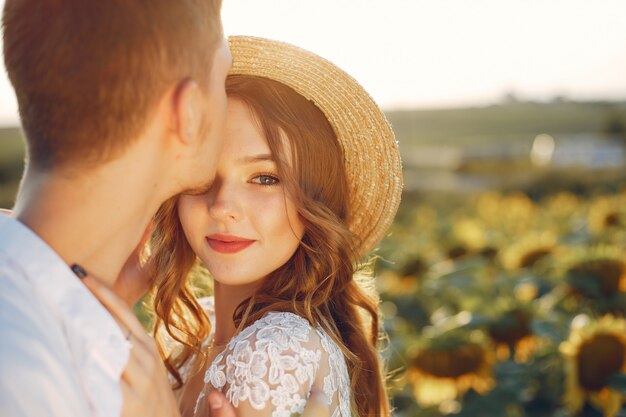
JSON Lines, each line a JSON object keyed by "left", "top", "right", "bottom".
{"left": 178, "top": 98, "right": 305, "bottom": 287}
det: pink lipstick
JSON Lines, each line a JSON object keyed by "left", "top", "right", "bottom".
{"left": 206, "top": 234, "right": 255, "bottom": 254}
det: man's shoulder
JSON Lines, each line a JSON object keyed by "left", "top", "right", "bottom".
{"left": 0, "top": 261, "right": 74, "bottom": 378}
{"left": 0, "top": 258, "right": 36, "bottom": 311}
{"left": 0, "top": 263, "right": 65, "bottom": 357}
{"left": 0, "top": 263, "right": 90, "bottom": 417}
{"left": 0, "top": 256, "right": 39, "bottom": 314}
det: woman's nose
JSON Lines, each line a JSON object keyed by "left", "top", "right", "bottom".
{"left": 206, "top": 179, "right": 242, "bottom": 222}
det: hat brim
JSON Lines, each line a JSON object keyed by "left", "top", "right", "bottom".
{"left": 228, "top": 36, "right": 403, "bottom": 256}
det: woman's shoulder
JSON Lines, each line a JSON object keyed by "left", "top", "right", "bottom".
{"left": 203, "top": 311, "right": 344, "bottom": 415}
{"left": 213, "top": 311, "right": 326, "bottom": 370}
{"left": 237, "top": 311, "right": 321, "bottom": 345}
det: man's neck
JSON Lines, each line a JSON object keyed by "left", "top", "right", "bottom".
{"left": 13, "top": 157, "right": 167, "bottom": 287}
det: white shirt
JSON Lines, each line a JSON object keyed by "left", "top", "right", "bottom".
{"left": 0, "top": 215, "right": 130, "bottom": 417}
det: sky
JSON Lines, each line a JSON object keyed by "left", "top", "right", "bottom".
{"left": 1, "top": 0, "right": 625, "bottom": 125}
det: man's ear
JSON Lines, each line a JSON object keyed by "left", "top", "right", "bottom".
{"left": 172, "top": 79, "right": 202, "bottom": 145}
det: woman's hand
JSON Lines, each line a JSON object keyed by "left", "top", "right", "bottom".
{"left": 82, "top": 274, "right": 181, "bottom": 417}
{"left": 204, "top": 388, "right": 330, "bottom": 417}
{"left": 83, "top": 266, "right": 245, "bottom": 417}
{"left": 113, "top": 220, "right": 155, "bottom": 307}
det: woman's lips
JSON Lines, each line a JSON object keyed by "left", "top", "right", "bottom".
{"left": 206, "top": 234, "right": 255, "bottom": 254}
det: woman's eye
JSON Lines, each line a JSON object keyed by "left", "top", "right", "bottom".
{"left": 251, "top": 174, "right": 280, "bottom": 186}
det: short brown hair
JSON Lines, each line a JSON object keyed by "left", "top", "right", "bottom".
{"left": 2, "top": 0, "right": 223, "bottom": 170}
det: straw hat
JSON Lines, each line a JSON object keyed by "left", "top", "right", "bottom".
{"left": 228, "top": 36, "right": 403, "bottom": 255}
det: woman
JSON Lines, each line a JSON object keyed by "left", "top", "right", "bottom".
{"left": 147, "top": 36, "right": 403, "bottom": 417}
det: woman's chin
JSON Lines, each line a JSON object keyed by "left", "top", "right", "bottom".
{"left": 211, "top": 274, "right": 264, "bottom": 289}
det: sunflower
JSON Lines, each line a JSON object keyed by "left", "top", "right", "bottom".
{"left": 487, "top": 308, "right": 542, "bottom": 362}
{"left": 401, "top": 257, "right": 428, "bottom": 278}
{"left": 561, "top": 315, "right": 626, "bottom": 417}
{"left": 475, "top": 192, "right": 537, "bottom": 236}
{"left": 562, "top": 246, "right": 626, "bottom": 302}
{"left": 452, "top": 217, "right": 487, "bottom": 251}
{"left": 545, "top": 191, "right": 580, "bottom": 219}
{"left": 446, "top": 243, "right": 471, "bottom": 261}
{"left": 500, "top": 232, "right": 558, "bottom": 270}
{"left": 588, "top": 197, "right": 624, "bottom": 235}
{"left": 500, "top": 193, "right": 537, "bottom": 236}
{"left": 475, "top": 191, "right": 505, "bottom": 226}
{"left": 567, "top": 259, "right": 626, "bottom": 298}
{"left": 479, "top": 246, "right": 499, "bottom": 261}
{"left": 377, "top": 270, "right": 419, "bottom": 297}
{"left": 411, "top": 205, "right": 439, "bottom": 234}
{"left": 407, "top": 331, "right": 495, "bottom": 406}
{"left": 513, "top": 281, "right": 539, "bottom": 302}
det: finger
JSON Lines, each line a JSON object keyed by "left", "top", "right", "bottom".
{"left": 207, "top": 391, "right": 237, "bottom": 417}
{"left": 0, "top": 208, "right": 12, "bottom": 216}
{"left": 120, "top": 348, "right": 146, "bottom": 387}
{"left": 120, "top": 377, "right": 134, "bottom": 399}
{"left": 120, "top": 378, "right": 136, "bottom": 414}
{"left": 120, "top": 354, "right": 161, "bottom": 402}
{"left": 300, "top": 388, "right": 330, "bottom": 417}
{"left": 127, "top": 338, "right": 165, "bottom": 380}
{"left": 82, "top": 274, "right": 150, "bottom": 343}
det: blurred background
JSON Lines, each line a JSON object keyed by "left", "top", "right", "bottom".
{"left": 2, "top": 1, "right": 626, "bottom": 416}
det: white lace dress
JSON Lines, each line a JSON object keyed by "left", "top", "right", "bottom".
{"left": 186, "top": 298, "right": 352, "bottom": 417}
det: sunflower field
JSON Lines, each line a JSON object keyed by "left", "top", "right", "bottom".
{"left": 2, "top": 102, "right": 626, "bottom": 417}
{"left": 377, "top": 188, "right": 626, "bottom": 417}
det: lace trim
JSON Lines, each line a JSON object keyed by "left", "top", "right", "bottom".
{"left": 319, "top": 331, "right": 351, "bottom": 417}
{"left": 197, "top": 311, "right": 351, "bottom": 417}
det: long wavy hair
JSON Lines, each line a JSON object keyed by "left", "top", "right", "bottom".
{"left": 148, "top": 75, "right": 390, "bottom": 417}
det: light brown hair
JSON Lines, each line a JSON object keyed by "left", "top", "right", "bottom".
{"left": 149, "top": 75, "right": 390, "bottom": 417}
{"left": 2, "top": 0, "right": 223, "bottom": 170}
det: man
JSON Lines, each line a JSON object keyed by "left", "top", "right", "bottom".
{"left": 0, "top": 1, "right": 331, "bottom": 416}
{"left": 0, "top": 1, "right": 234, "bottom": 416}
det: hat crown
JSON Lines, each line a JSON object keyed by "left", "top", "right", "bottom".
{"left": 228, "top": 36, "right": 403, "bottom": 255}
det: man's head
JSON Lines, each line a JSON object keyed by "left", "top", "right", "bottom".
{"left": 2, "top": 0, "right": 227, "bottom": 175}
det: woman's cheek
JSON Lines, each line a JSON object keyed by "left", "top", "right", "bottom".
{"left": 178, "top": 197, "right": 204, "bottom": 238}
